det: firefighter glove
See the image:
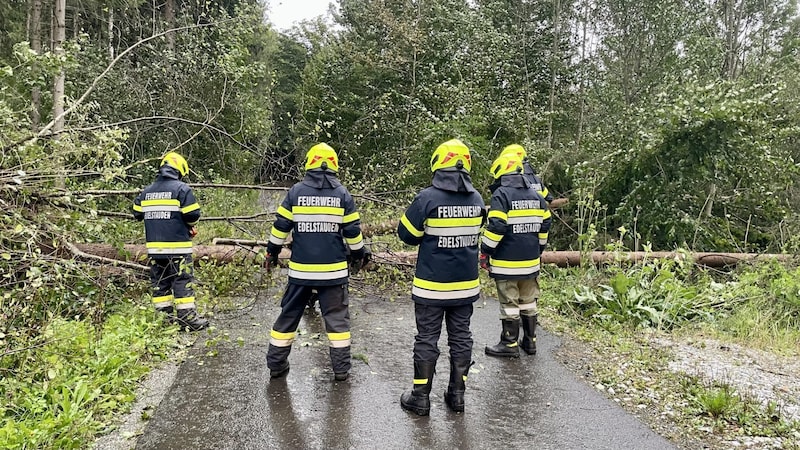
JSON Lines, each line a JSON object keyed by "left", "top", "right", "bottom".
{"left": 479, "top": 253, "right": 489, "bottom": 271}
{"left": 189, "top": 226, "right": 198, "bottom": 238}
{"left": 266, "top": 242, "right": 281, "bottom": 267}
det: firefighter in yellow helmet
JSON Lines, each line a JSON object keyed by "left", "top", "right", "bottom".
{"left": 499, "top": 144, "right": 553, "bottom": 203}
{"left": 265, "top": 143, "right": 369, "bottom": 381}
{"left": 397, "top": 139, "right": 487, "bottom": 415}
{"left": 132, "top": 152, "right": 209, "bottom": 331}
{"left": 481, "top": 152, "right": 551, "bottom": 356}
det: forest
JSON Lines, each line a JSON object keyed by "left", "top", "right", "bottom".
{"left": 1, "top": 0, "right": 799, "bottom": 448}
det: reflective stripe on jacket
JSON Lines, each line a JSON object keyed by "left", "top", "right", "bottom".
{"left": 398, "top": 170, "right": 486, "bottom": 306}
{"left": 268, "top": 170, "right": 362, "bottom": 286}
{"left": 481, "top": 173, "right": 552, "bottom": 280}
{"left": 132, "top": 166, "right": 200, "bottom": 258}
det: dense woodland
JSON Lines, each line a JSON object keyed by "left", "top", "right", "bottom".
{"left": 1, "top": 2, "right": 800, "bottom": 448}
{"left": 1, "top": 0, "right": 798, "bottom": 252}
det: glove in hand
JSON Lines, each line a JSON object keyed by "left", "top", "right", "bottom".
{"left": 479, "top": 253, "right": 489, "bottom": 271}
{"left": 266, "top": 243, "right": 281, "bottom": 267}
{"left": 189, "top": 226, "right": 198, "bottom": 238}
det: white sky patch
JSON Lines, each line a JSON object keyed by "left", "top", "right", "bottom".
{"left": 267, "top": 0, "right": 335, "bottom": 31}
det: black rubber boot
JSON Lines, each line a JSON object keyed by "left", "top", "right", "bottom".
{"left": 175, "top": 308, "right": 209, "bottom": 331}
{"left": 330, "top": 346, "right": 351, "bottom": 381}
{"left": 520, "top": 314, "right": 538, "bottom": 355}
{"left": 267, "top": 344, "right": 291, "bottom": 379}
{"left": 444, "top": 359, "right": 473, "bottom": 413}
{"left": 400, "top": 360, "right": 436, "bottom": 416}
{"left": 485, "top": 319, "right": 520, "bottom": 358}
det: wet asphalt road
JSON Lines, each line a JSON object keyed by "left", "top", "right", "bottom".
{"left": 135, "top": 285, "right": 676, "bottom": 450}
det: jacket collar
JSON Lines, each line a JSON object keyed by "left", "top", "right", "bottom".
{"left": 432, "top": 169, "right": 478, "bottom": 193}
{"left": 302, "top": 169, "right": 342, "bottom": 189}
{"left": 157, "top": 165, "right": 181, "bottom": 180}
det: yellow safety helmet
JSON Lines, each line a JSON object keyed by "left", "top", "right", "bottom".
{"left": 430, "top": 139, "right": 472, "bottom": 173}
{"left": 304, "top": 143, "right": 339, "bottom": 172}
{"left": 500, "top": 144, "right": 527, "bottom": 160}
{"left": 490, "top": 153, "right": 523, "bottom": 179}
{"left": 160, "top": 152, "right": 189, "bottom": 177}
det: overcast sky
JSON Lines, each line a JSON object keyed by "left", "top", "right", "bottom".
{"left": 267, "top": 0, "right": 335, "bottom": 31}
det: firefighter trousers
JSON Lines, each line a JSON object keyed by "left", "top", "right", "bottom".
{"left": 412, "top": 303, "right": 473, "bottom": 363}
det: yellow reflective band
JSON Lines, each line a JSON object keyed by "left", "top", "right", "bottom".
{"left": 490, "top": 258, "right": 540, "bottom": 268}
{"left": 488, "top": 210, "right": 508, "bottom": 221}
{"left": 288, "top": 261, "right": 348, "bottom": 272}
{"left": 270, "top": 330, "right": 296, "bottom": 340}
{"left": 343, "top": 212, "right": 360, "bottom": 223}
{"left": 462, "top": 375, "right": 468, "bottom": 382}
{"left": 181, "top": 203, "right": 200, "bottom": 214}
{"left": 483, "top": 230, "right": 503, "bottom": 242}
{"left": 152, "top": 295, "right": 174, "bottom": 303}
{"left": 294, "top": 205, "right": 344, "bottom": 216}
{"left": 427, "top": 217, "right": 483, "bottom": 227}
{"left": 133, "top": 204, "right": 143, "bottom": 212}
{"left": 270, "top": 227, "right": 289, "bottom": 239}
{"left": 413, "top": 378, "right": 429, "bottom": 385}
{"left": 174, "top": 296, "right": 195, "bottom": 305}
{"left": 142, "top": 199, "right": 180, "bottom": 207}
{"left": 146, "top": 241, "right": 193, "bottom": 249}
{"left": 327, "top": 331, "right": 351, "bottom": 341}
{"left": 400, "top": 214, "right": 424, "bottom": 238}
{"left": 543, "top": 210, "right": 552, "bottom": 219}
{"left": 540, "top": 188, "right": 549, "bottom": 198}
{"left": 345, "top": 234, "right": 363, "bottom": 245}
{"left": 413, "top": 277, "right": 480, "bottom": 291}
{"left": 277, "top": 206, "right": 293, "bottom": 220}
{"left": 539, "top": 232, "right": 549, "bottom": 239}
{"left": 508, "top": 209, "right": 545, "bottom": 217}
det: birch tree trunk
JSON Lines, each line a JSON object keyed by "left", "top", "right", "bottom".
{"left": 29, "top": 0, "right": 42, "bottom": 131}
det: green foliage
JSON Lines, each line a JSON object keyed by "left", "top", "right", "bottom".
{"left": 0, "top": 304, "right": 177, "bottom": 450}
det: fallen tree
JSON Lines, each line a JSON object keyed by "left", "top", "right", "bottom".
{"left": 72, "top": 243, "right": 797, "bottom": 269}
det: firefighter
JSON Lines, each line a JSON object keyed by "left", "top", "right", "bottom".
{"left": 481, "top": 152, "right": 552, "bottom": 357}
{"left": 398, "top": 139, "right": 486, "bottom": 415}
{"left": 133, "top": 152, "right": 209, "bottom": 331}
{"left": 265, "top": 143, "right": 370, "bottom": 382}
{"left": 499, "top": 144, "right": 553, "bottom": 204}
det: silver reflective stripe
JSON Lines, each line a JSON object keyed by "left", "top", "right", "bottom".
{"left": 329, "top": 339, "right": 351, "bottom": 348}
{"left": 349, "top": 240, "right": 364, "bottom": 250}
{"left": 142, "top": 205, "right": 180, "bottom": 212}
{"left": 539, "top": 238, "right": 548, "bottom": 245}
{"left": 148, "top": 247, "right": 193, "bottom": 254}
{"left": 491, "top": 265, "right": 540, "bottom": 276}
{"left": 270, "top": 337, "right": 293, "bottom": 347}
{"left": 481, "top": 235, "right": 499, "bottom": 248}
{"left": 519, "top": 303, "right": 537, "bottom": 311}
{"left": 412, "top": 285, "right": 481, "bottom": 300}
{"left": 153, "top": 300, "right": 172, "bottom": 308}
{"left": 424, "top": 226, "right": 481, "bottom": 236}
{"left": 176, "top": 303, "right": 196, "bottom": 310}
{"left": 293, "top": 214, "right": 343, "bottom": 223}
{"left": 507, "top": 216, "right": 543, "bottom": 225}
{"left": 288, "top": 268, "right": 349, "bottom": 280}
{"left": 502, "top": 307, "right": 520, "bottom": 316}
{"left": 269, "top": 235, "right": 285, "bottom": 245}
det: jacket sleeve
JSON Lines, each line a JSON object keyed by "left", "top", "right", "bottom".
{"left": 179, "top": 186, "right": 201, "bottom": 226}
{"left": 398, "top": 194, "right": 426, "bottom": 246}
{"left": 480, "top": 193, "right": 508, "bottom": 256}
{"left": 533, "top": 174, "right": 554, "bottom": 203}
{"left": 539, "top": 195, "right": 552, "bottom": 253}
{"left": 269, "top": 190, "right": 295, "bottom": 246}
{"left": 341, "top": 190, "right": 364, "bottom": 252}
{"left": 132, "top": 192, "right": 144, "bottom": 221}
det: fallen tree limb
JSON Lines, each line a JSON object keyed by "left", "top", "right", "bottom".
{"left": 73, "top": 244, "right": 797, "bottom": 269}
{"left": 65, "top": 241, "right": 149, "bottom": 272}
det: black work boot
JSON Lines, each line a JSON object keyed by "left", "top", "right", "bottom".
{"left": 155, "top": 306, "right": 175, "bottom": 323}
{"left": 444, "top": 359, "right": 473, "bottom": 413}
{"left": 485, "top": 319, "right": 520, "bottom": 358}
{"left": 520, "top": 314, "right": 538, "bottom": 355}
{"left": 400, "top": 360, "right": 436, "bottom": 416}
{"left": 267, "top": 344, "right": 292, "bottom": 379}
{"left": 175, "top": 308, "right": 209, "bottom": 331}
{"left": 330, "top": 346, "right": 351, "bottom": 382}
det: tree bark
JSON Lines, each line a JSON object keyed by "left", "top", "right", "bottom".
{"left": 72, "top": 244, "right": 795, "bottom": 269}
{"left": 29, "top": 0, "right": 42, "bottom": 131}
{"left": 164, "top": 0, "right": 175, "bottom": 50}
{"left": 52, "top": 0, "right": 66, "bottom": 188}
{"left": 108, "top": 7, "right": 114, "bottom": 59}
